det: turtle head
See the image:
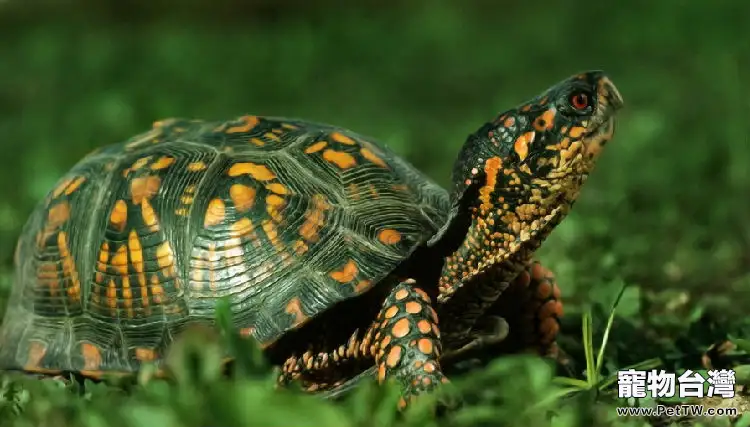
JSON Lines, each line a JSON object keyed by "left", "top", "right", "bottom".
{"left": 452, "top": 70, "right": 623, "bottom": 212}
{"left": 435, "top": 71, "right": 622, "bottom": 297}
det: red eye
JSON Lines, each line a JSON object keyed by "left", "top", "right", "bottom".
{"left": 570, "top": 92, "right": 590, "bottom": 110}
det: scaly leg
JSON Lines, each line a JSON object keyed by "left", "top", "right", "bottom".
{"left": 279, "top": 278, "right": 447, "bottom": 409}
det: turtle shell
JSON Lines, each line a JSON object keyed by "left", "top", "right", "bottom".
{"left": 0, "top": 116, "right": 450, "bottom": 375}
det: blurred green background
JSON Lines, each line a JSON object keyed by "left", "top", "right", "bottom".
{"left": 1, "top": 1, "right": 749, "bottom": 425}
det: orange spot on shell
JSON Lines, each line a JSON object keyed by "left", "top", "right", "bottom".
{"left": 386, "top": 346, "right": 402, "bottom": 368}
{"left": 330, "top": 260, "right": 358, "bottom": 283}
{"left": 377, "top": 364, "right": 386, "bottom": 382}
{"left": 130, "top": 176, "right": 161, "bottom": 204}
{"left": 25, "top": 341, "right": 47, "bottom": 370}
{"left": 423, "top": 361, "right": 436, "bottom": 373}
{"left": 229, "top": 184, "right": 256, "bottom": 213}
{"left": 150, "top": 156, "right": 175, "bottom": 170}
{"left": 322, "top": 149, "right": 357, "bottom": 169}
{"left": 360, "top": 148, "right": 388, "bottom": 168}
{"left": 47, "top": 200, "right": 71, "bottom": 228}
{"left": 141, "top": 199, "right": 159, "bottom": 232}
{"left": 330, "top": 131, "right": 356, "bottom": 145}
{"left": 135, "top": 348, "right": 157, "bottom": 362}
{"left": 204, "top": 198, "right": 226, "bottom": 227}
{"left": 378, "top": 229, "right": 401, "bottom": 245}
{"left": 187, "top": 161, "right": 208, "bottom": 172}
{"left": 81, "top": 343, "right": 102, "bottom": 371}
{"left": 230, "top": 217, "right": 254, "bottom": 238}
{"left": 228, "top": 162, "right": 276, "bottom": 181}
{"left": 391, "top": 318, "right": 410, "bottom": 338}
{"left": 285, "top": 297, "right": 308, "bottom": 326}
{"left": 304, "top": 141, "right": 328, "bottom": 154}
{"left": 109, "top": 200, "right": 128, "bottom": 231}
{"left": 226, "top": 116, "right": 260, "bottom": 134}
{"left": 503, "top": 117, "right": 516, "bottom": 128}
{"left": 299, "top": 194, "right": 330, "bottom": 243}
{"left": 266, "top": 183, "right": 288, "bottom": 195}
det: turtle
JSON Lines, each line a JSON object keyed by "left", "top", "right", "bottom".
{"left": 0, "top": 70, "right": 622, "bottom": 408}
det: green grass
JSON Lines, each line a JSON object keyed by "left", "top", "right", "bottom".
{"left": 1, "top": 1, "right": 749, "bottom": 425}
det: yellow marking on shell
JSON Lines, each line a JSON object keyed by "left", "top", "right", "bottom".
{"left": 125, "top": 127, "right": 162, "bottom": 150}
{"left": 305, "top": 141, "right": 327, "bottom": 154}
{"left": 109, "top": 200, "right": 128, "bottom": 232}
{"left": 53, "top": 176, "right": 87, "bottom": 198}
{"left": 261, "top": 220, "right": 285, "bottom": 252}
{"left": 285, "top": 297, "right": 308, "bottom": 327}
{"left": 228, "top": 162, "right": 276, "bottom": 181}
{"left": 135, "top": 348, "right": 157, "bottom": 362}
{"left": 204, "top": 198, "right": 226, "bottom": 228}
{"left": 299, "top": 195, "right": 330, "bottom": 242}
{"left": 150, "top": 156, "right": 175, "bottom": 170}
{"left": 266, "top": 183, "right": 288, "bottom": 195}
{"left": 150, "top": 274, "right": 165, "bottom": 304}
{"left": 58, "top": 231, "right": 81, "bottom": 302}
{"left": 80, "top": 342, "right": 102, "bottom": 371}
{"left": 156, "top": 241, "right": 175, "bottom": 272}
{"left": 230, "top": 217, "right": 254, "bottom": 237}
{"left": 378, "top": 228, "right": 401, "bottom": 245}
{"left": 250, "top": 137, "right": 265, "bottom": 146}
{"left": 128, "top": 229, "right": 145, "bottom": 278}
{"left": 226, "top": 115, "right": 260, "bottom": 133}
{"left": 47, "top": 200, "right": 71, "bottom": 230}
{"left": 322, "top": 149, "right": 357, "bottom": 169}
{"left": 37, "top": 263, "right": 59, "bottom": 297}
{"left": 478, "top": 157, "right": 502, "bottom": 212}
{"left": 95, "top": 242, "right": 109, "bottom": 284}
{"left": 130, "top": 176, "right": 161, "bottom": 204}
{"left": 187, "top": 161, "right": 208, "bottom": 172}
{"left": 25, "top": 341, "right": 48, "bottom": 371}
{"left": 141, "top": 198, "right": 159, "bottom": 232}
{"left": 52, "top": 177, "right": 74, "bottom": 198}
{"left": 513, "top": 131, "right": 535, "bottom": 161}
{"left": 360, "top": 147, "right": 388, "bottom": 168}
{"left": 265, "top": 194, "right": 285, "bottom": 221}
{"left": 263, "top": 132, "right": 280, "bottom": 142}
{"left": 229, "top": 184, "right": 256, "bottom": 213}
{"left": 330, "top": 260, "right": 358, "bottom": 283}
{"left": 106, "top": 279, "right": 117, "bottom": 310}
{"left": 131, "top": 157, "right": 151, "bottom": 171}
{"left": 330, "top": 132, "right": 356, "bottom": 145}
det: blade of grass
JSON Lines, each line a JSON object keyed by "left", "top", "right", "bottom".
{"left": 582, "top": 310, "right": 596, "bottom": 388}
{"left": 594, "top": 282, "right": 628, "bottom": 378}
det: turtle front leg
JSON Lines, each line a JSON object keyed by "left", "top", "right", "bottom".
{"left": 370, "top": 278, "right": 447, "bottom": 408}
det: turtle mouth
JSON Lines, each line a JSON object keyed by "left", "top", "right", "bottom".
{"left": 585, "top": 77, "right": 623, "bottom": 135}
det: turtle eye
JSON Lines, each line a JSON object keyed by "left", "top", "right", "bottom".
{"left": 569, "top": 91, "right": 591, "bottom": 111}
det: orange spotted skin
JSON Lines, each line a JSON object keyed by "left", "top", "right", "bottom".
{"left": 0, "top": 71, "right": 622, "bottom": 408}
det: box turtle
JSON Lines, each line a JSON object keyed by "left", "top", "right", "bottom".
{"left": 0, "top": 70, "right": 622, "bottom": 407}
